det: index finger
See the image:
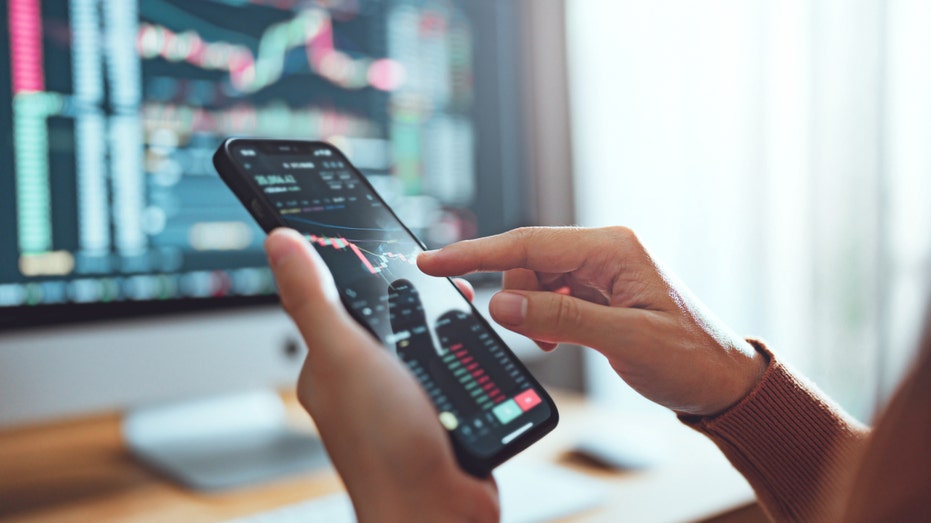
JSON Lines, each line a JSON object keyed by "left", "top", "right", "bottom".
{"left": 418, "top": 226, "right": 637, "bottom": 277}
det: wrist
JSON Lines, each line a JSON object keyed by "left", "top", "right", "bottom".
{"left": 704, "top": 338, "right": 770, "bottom": 417}
{"left": 736, "top": 340, "right": 769, "bottom": 402}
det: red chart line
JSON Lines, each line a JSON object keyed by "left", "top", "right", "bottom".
{"left": 309, "top": 234, "right": 378, "bottom": 274}
{"left": 347, "top": 240, "right": 378, "bottom": 274}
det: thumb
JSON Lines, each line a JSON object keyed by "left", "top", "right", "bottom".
{"left": 264, "top": 228, "right": 370, "bottom": 362}
{"left": 488, "top": 290, "right": 640, "bottom": 353}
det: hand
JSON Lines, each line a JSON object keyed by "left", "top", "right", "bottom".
{"left": 418, "top": 226, "right": 767, "bottom": 416}
{"left": 264, "top": 228, "right": 498, "bottom": 522}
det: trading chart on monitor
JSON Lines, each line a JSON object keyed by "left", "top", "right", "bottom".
{"left": 0, "top": 0, "right": 477, "bottom": 311}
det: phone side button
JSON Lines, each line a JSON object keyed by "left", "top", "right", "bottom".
{"left": 250, "top": 199, "right": 265, "bottom": 218}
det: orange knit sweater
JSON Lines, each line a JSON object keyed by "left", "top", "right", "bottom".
{"left": 680, "top": 339, "right": 931, "bottom": 522}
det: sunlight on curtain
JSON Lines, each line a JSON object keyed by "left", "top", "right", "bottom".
{"left": 566, "top": 0, "right": 931, "bottom": 421}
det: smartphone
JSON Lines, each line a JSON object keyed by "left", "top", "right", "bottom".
{"left": 213, "top": 138, "right": 558, "bottom": 476}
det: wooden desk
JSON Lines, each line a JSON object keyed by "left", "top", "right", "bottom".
{"left": 0, "top": 393, "right": 765, "bottom": 523}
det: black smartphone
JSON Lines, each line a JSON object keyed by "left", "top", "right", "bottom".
{"left": 213, "top": 138, "right": 558, "bottom": 476}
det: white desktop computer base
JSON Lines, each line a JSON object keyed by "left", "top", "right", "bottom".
{"left": 123, "top": 390, "right": 329, "bottom": 491}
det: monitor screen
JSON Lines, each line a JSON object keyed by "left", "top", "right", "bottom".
{"left": 1, "top": 0, "right": 502, "bottom": 330}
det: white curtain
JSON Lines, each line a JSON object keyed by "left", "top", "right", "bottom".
{"left": 566, "top": 0, "right": 931, "bottom": 421}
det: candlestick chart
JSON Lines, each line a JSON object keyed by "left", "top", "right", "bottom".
{"left": 305, "top": 233, "right": 419, "bottom": 280}
{"left": 1, "top": 0, "right": 475, "bottom": 308}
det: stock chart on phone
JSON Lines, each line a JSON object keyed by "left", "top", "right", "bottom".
{"left": 0, "top": 0, "right": 476, "bottom": 310}
{"left": 236, "top": 141, "right": 551, "bottom": 455}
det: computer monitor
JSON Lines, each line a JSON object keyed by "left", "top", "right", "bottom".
{"left": 0, "top": 0, "right": 551, "bottom": 489}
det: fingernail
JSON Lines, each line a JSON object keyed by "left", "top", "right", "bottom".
{"left": 491, "top": 292, "right": 527, "bottom": 326}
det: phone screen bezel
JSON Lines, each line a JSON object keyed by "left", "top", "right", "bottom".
{"left": 213, "top": 137, "right": 559, "bottom": 475}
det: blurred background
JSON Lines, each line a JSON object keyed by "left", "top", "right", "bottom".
{"left": 568, "top": 0, "right": 931, "bottom": 422}
{"left": 1, "top": 0, "right": 930, "bottom": 520}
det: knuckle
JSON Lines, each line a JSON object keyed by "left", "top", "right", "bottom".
{"left": 603, "top": 225, "right": 648, "bottom": 260}
{"left": 511, "top": 227, "right": 538, "bottom": 267}
{"left": 512, "top": 226, "right": 537, "bottom": 239}
{"left": 604, "top": 225, "right": 638, "bottom": 244}
{"left": 511, "top": 226, "right": 534, "bottom": 245}
{"left": 551, "top": 295, "right": 584, "bottom": 331}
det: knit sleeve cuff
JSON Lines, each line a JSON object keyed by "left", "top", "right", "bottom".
{"left": 679, "top": 339, "right": 869, "bottom": 522}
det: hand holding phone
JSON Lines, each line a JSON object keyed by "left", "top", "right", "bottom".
{"left": 264, "top": 228, "right": 500, "bottom": 521}
{"left": 213, "top": 138, "right": 558, "bottom": 477}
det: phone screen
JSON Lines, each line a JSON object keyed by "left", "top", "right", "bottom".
{"left": 224, "top": 140, "right": 555, "bottom": 461}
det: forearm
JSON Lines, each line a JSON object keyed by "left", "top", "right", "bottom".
{"left": 679, "top": 340, "right": 870, "bottom": 522}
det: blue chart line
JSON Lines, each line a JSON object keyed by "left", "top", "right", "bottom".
{"left": 285, "top": 215, "right": 402, "bottom": 232}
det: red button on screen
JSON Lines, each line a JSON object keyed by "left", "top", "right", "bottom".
{"left": 514, "top": 389, "right": 542, "bottom": 412}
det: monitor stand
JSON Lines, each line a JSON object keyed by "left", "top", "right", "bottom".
{"left": 122, "top": 390, "right": 329, "bottom": 491}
